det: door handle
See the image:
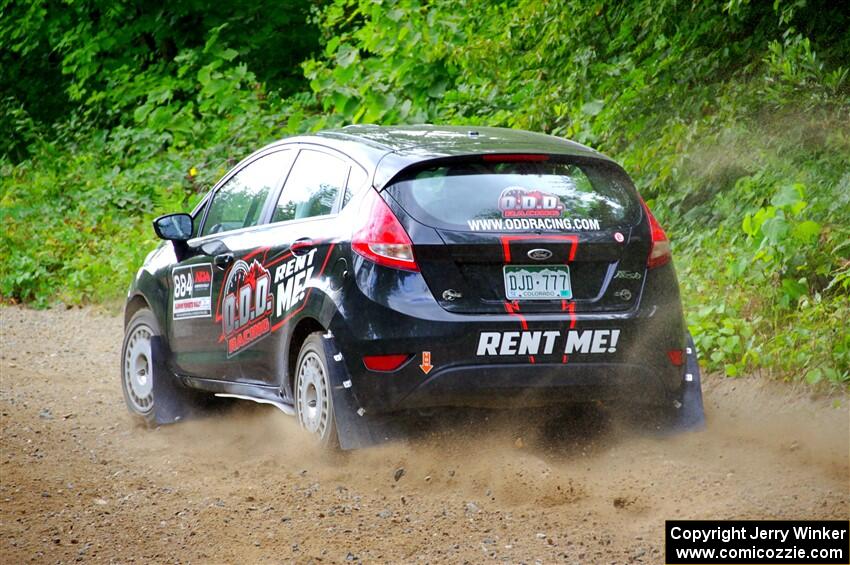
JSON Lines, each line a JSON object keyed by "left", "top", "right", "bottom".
{"left": 290, "top": 238, "right": 314, "bottom": 256}
{"left": 214, "top": 252, "right": 234, "bottom": 269}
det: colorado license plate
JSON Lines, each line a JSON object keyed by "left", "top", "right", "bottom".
{"left": 503, "top": 265, "right": 572, "bottom": 300}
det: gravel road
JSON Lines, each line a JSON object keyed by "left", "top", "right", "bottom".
{"left": 1, "top": 306, "right": 847, "bottom": 564}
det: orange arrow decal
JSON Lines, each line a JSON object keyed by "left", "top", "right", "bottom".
{"left": 420, "top": 351, "right": 433, "bottom": 374}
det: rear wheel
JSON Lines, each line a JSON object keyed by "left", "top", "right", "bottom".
{"left": 294, "top": 333, "right": 338, "bottom": 448}
{"left": 121, "top": 309, "right": 158, "bottom": 423}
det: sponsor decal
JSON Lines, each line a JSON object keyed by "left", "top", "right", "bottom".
{"left": 564, "top": 329, "right": 620, "bottom": 354}
{"left": 172, "top": 264, "right": 213, "bottom": 319}
{"left": 614, "top": 231, "right": 625, "bottom": 243}
{"left": 477, "top": 330, "right": 561, "bottom": 356}
{"left": 614, "top": 270, "right": 642, "bottom": 280}
{"left": 466, "top": 217, "right": 601, "bottom": 232}
{"left": 221, "top": 260, "right": 273, "bottom": 356}
{"left": 476, "top": 329, "right": 621, "bottom": 356}
{"left": 272, "top": 248, "right": 318, "bottom": 317}
{"left": 211, "top": 245, "right": 331, "bottom": 356}
{"left": 499, "top": 187, "right": 564, "bottom": 218}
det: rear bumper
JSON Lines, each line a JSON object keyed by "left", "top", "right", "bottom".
{"left": 329, "top": 258, "right": 687, "bottom": 413}
{"left": 395, "top": 362, "right": 676, "bottom": 410}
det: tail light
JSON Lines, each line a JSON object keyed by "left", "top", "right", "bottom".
{"left": 352, "top": 189, "right": 419, "bottom": 271}
{"left": 640, "top": 198, "right": 672, "bottom": 269}
{"left": 667, "top": 349, "right": 685, "bottom": 366}
{"left": 362, "top": 354, "right": 410, "bottom": 372}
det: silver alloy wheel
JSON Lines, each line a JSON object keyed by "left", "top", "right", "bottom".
{"left": 123, "top": 324, "right": 154, "bottom": 413}
{"left": 296, "top": 351, "right": 330, "bottom": 439}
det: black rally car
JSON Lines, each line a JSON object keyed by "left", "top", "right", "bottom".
{"left": 122, "top": 125, "right": 704, "bottom": 447}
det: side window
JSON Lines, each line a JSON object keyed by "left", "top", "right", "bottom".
{"left": 272, "top": 150, "right": 349, "bottom": 223}
{"left": 342, "top": 166, "right": 368, "bottom": 208}
{"left": 190, "top": 196, "right": 210, "bottom": 238}
{"left": 201, "top": 150, "right": 294, "bottom": 236}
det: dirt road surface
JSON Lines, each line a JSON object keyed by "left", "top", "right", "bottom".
{"left": 1, "top": 306, "right": 847, "bottom": 563}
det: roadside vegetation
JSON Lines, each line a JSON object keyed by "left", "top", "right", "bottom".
{"left": 2, "top": 0, "right": 848, "bottom": 386}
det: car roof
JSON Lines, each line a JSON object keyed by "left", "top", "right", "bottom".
{"left": 266, "top": 125, "right": 614, "bottom": 189}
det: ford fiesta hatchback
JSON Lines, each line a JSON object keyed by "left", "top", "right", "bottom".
{"left": 121, "top": 125, "right": 704, "bottom": 448}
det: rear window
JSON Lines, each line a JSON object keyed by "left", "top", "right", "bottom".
{"left": 386, "top": 159, "right": 640, "bottom": 232}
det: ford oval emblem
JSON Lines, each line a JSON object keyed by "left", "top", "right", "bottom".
{"left": 527, "top": 248, "right": 553, "bottom": 261}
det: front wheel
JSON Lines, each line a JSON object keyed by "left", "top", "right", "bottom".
{"left": 121, "top": 309, "right": 159, "bottom": 424}
{"left": 294, "top": 333, "right": 338, "bottom": 448}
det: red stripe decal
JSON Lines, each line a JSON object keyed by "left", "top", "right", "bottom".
{"left": 560, "top": 299, "right": 576, "bottom": 362}
{"left": 503, "top": 302, "right": 533, "bottom": 362}
{"left": 264, "top": 251, "right": 293, "bottom": 269}
{"left": 499, "top": 235, "right": 581, "bottom": 364}
{"left": 560, "top": 299, "right": 576, "bottom": 326}
{"left": 501, "top": 238, "right": 513, "bottom": 263}
{"left": 503, "top": 302, "right": 528, "bottom": 330}
{"left": 499, "top": 234, "right": 579, "bottom": 264}
{"left": 499, "top": 235, "right": 580, "bottom": 364}
{"left": 214, "top": 262, "right": 234, "bottom": 323}
{"left": 242, "top": 246, "right": 270, "bottom": 262}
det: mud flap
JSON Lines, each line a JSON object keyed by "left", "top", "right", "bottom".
{"left": 150, "top": 336, "right": 204, "bottom": 426}
{"left": 670, "top": 333, "right": 706, "bottom": 432}
{"left": 319, "top": 333, "right": 405, "bottom": 450}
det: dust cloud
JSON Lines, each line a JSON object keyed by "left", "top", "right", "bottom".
{"left": 2, "top": 305, "right": 847, "bottom": 563}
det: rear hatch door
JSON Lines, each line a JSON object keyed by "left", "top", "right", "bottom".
{"left": 384, "top": 155, "right": 649, "bottom": 314}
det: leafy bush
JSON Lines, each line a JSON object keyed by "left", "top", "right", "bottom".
{"left": 1, "top": 0, "right": 848, "bottom": 386}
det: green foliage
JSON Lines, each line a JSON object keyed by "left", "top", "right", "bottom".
{"left": 1, "top": 0, "right": 848, "bottom": 386}
{"left": 0, "top": 0, "right": 320, "bottom": 160}
{"left": 297, "top": 0, "right": 849, "bottom": 385}
{"left": 0, "top": 10, "right": 325, "bottom": 304}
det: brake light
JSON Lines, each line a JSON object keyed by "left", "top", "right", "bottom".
{"left": 352, "top": 189, "right": 419, "bottom": 271}
{"left": 482, "top": 154, "right": 550, "bottom": 162}
{"left": 363, "top": 354, "right": 410, "bottom": 372}
{"left": 640, "top": 198, "right": 672, "bottom": 269}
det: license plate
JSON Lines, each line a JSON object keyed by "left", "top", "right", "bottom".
{"left": 503, "top": 265, "right": 572, "bottom": 300}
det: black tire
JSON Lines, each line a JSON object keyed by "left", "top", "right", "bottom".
{"left": 120, "top": 309, "right": 159, "bottom": 425}
{"left": 294, "top": 332, "right": 338, "bottom": 449}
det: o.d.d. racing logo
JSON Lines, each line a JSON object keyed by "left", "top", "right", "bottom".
{"left": 499, "top": 187, "right": 564, "bottom": 218}
{"left": 221, "top": 259, "right": 273, "bottom": 356}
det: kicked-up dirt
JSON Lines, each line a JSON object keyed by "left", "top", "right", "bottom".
{"left": 1, "top": 305, "right": 848, "bottom": 563}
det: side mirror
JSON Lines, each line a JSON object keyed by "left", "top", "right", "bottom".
{"left": 153, "top": 213, "right": 193, "bottom": 241}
